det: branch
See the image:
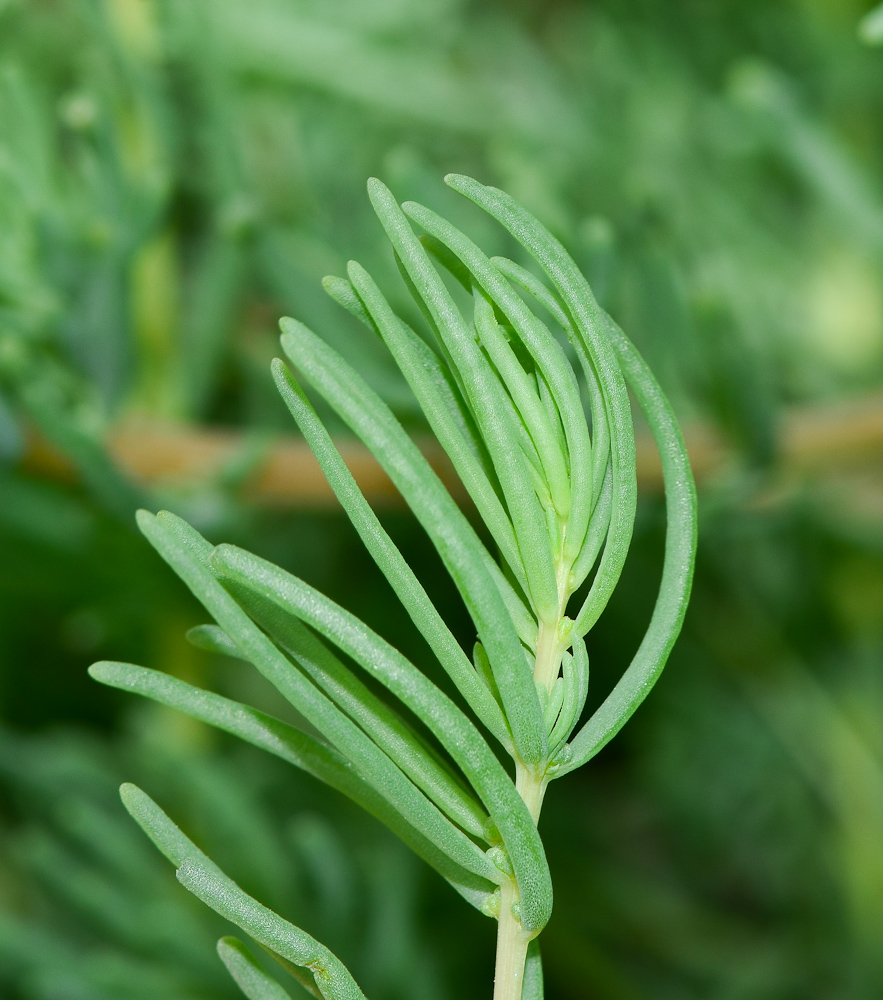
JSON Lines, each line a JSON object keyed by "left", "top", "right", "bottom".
{"left": 19, "top": 392, "right": 883, "bottom": 508}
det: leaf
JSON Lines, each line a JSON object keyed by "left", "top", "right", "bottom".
{"left": 212, "top": 543, "right": 554, "bottom": 934}
{"left": 135, "top": 509, "right": 501, "bottom": 887}
{"left": 91, "top": 662, "right": 495, "bottom": 907}
{"left": 561, "top": 315, "right": 697, "bottom": 771}
{"left": 548, "top": 636, "right": 589, "bottom": 752}
{"left": 119, "top": 785, "right": 367, "bottom": 1000}
{"left": 490, "top": 257, "right": 570, "bottom": 332}
{"left": 443, "top": 174, "right": 638, "bottom": 635}
{"left": 218, "top": 579, "right": 492, "bottom": 840}
{"left": 366, "top": 180, "right": 559, "bottom": 624}
{"left": 523, "top": 940, "right": 544, "bottom": 1000}
{"left": 445, "top": 177, "right": 696, "bottom": 772}
{"left": 403, "top": 198, "right": 594, "bottom": 560}
{"left": 490, "top": 246, "right": 619, "bottom": 607}
{"left": 344, "top": 262, "right": 526, "bottom": 593}
{"left": 490, "top": 254, "right": 613, "bottom": 507}
{"left": 217, "top": 937, "right": 299, "bottom": 1000}
{"left": 186, "top": 624, "right": 241, "bottom": 658}
{"left": 181, "top": 859, "right": 367, "bottom": 1000}
{"left": 320, "top": 275, "right": 374, "bottom": 330}
{"left": 277, "top": 318, "right": 547, "bottom": 766}
{"left": 472, "top": 286, "right": 571, "bottom": 523}
{"left": 473, "top": 642, "right": 502, "bottom": 708}
{"left": 419, "top": 233, "right": 474, "bottom": 292}
{"left": 542, "top": 676, "right": 565, "bottom": 733}
{"left": 272, "top": 359, "right": 513, "bottom": 751}
{"left": 568, "top": 461, "right": 612, "bottom": 592}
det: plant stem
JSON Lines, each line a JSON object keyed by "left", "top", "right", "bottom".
{"left": 493, "top": 760, "right": 550, "bottom": 999}
{"left": 493, "top": 873, "right": 533, "bottom": 1000}
{"left": 494, "top": 607, "right": 565, "bottom": 1000}
{"left": 533, "top": 619, "right": 564, "bottom": 691}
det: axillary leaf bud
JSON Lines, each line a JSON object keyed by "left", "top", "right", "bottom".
{"left": 487, "top": 845, "right": 515, "bottom": 877}
{"left": 481, "top": 888, "right": 502, "bottom": 919}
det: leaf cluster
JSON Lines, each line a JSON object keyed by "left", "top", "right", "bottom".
{"left": 90, "top": 175, "right": 696, "bottom": 998}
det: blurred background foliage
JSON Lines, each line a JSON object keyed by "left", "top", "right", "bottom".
{"left": 2, "top": 0, "right": 883, "bottom": 997}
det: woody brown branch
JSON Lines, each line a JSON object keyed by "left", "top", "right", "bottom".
{"left": 20, "top": 392, "right": 883, "bottom": 509}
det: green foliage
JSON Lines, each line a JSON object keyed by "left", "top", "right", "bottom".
{"left": 90, "top": 177, "right": 697, "bottom": 997}
{"left": 3, "top": 1, "right": 883, "bottom": 998}
{"left": 2, "top": 0, "right": 881, "bottom": 534}
{"left": 0, "top": 722, "right": 450, "bottom": 1000}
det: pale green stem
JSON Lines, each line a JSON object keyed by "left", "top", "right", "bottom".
{"left": 493, "top": 874, "right": 533, "bottom": 1000}
{"left": 533, "top": 619, "right": 565, "bottom": 691}
{"left": 494, "top": 614, "right": 564, "bottom": 1000}
{"left": 493, "top": 762, "right": 547, "bottom": 1000}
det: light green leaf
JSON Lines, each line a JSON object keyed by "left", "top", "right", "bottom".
{"left": 277, "top": 318, "right": 547, "bottom": 766}
{"left": 403, "top": 199, "right": 593, "bottom": 554}
{"left": 473, "top": 642, "right": 502, "bottom": 708}
{"left": 186, "top": 624, "right": 241, "bottom": 658}
{"left": 542, "top": 676, "right": 565, "bottom": 733}
{"left": 180, "top": 858, "right": 366, "bottom": 1000}
{"left": 220, "top": 578, "right": 492, "bottom": 840}
{"left": 523, "top": 940, "right": 544, "bottom": 1000}
{"left": 469, "top": 290, "right": 561, "bottom": 616}
{"left": 212, "top": 543, "right": 554, "bottom": 933}
{"left": 569, "top": 462, "right": 612, "bottom": 592}
{"left": 561, "top": 316, "right": 697, "bottom": 772}
{"left": 272, "top": 358, "right": 514, "bottom": 751}
{"left": 548, "top": 637, "right": 589, "bottom": 752}
{"left": 93, "top": 663, "right": 494, "bottom": 908}
{"left": 419, "top": 233, "right": 473, "bottom": 292}
{"left": 483, "top": 558, "right": 539, "bottom": 651}
{"left": 444, "top": 174, "right": 637, "bottom": 635}
{"left": 447, "top": 176, "right": 695, "bottom": 771}
{"left": 119, "top": 784, "right": 366, "bottom": 1000}
{"left": 135, "top": 510, "right": 501, "bottom": 886}
{"left": 472, "top": 287, "right": 571, "bottom": 523}
{"left": 366, "top": 179, "right": 559, "bottom": 624}
{"left": 320, "top": 275, "right": 374, "bottom": 330}
{"left": 344, "top": 262, "right": 526, "bottom": 592}
{"left": 217, "top": 937, "right": 299, "bottom": 1000}
{"left": 490, "top": 257, "right": 570, "bottom": 332}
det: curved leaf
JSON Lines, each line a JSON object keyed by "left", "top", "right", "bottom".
{"left": 136, "top": 510, "right": 500, "bottom": 886}
{"left": 119, "top": 785, "right": 366, "bottom": 1000}
{"left": 561, "top": 317, "right": 697, "bottom": 771}
{"left": 217, "top": 937, "right": 298, "bottom": 1000}
{"left": 91, "top": 662, "right": 490, "bottom": 906}
{"left": 272, "top": 358, "right": 513, "bottom": 751}
{"left": 213, "top": 543, "right": 554, "bottom": 933}
{"left": 278, "top": 319, "right": 546, "bottom": 766}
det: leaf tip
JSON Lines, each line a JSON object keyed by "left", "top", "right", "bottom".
{"left": 216, "top": 937, "right": 253, "bottom": 973}
{"left": 135, "top": 508, "right": 156, "bottom": 534}
{"left": 346, "top": 258, "right": 367, "bottom": 281}
{"left": 119, "top": 781, "right": 147, "bottom": 815}
{"left": 209, "top": 542, "right": 240, "bottom": 578}
{"left": 367, "top": 176, "right": 397, "bottom": 213}
{"left": 278, "top": 318, "right": 316, "bottom": 364}
{"left": 270, "top": 356, "right": 288, "bottom": 379}
{"left": 444, "top": 172, "right": 472, "bottom": 191}
{"left": 87, "top": 660, "right": 112, "bottom": 684}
